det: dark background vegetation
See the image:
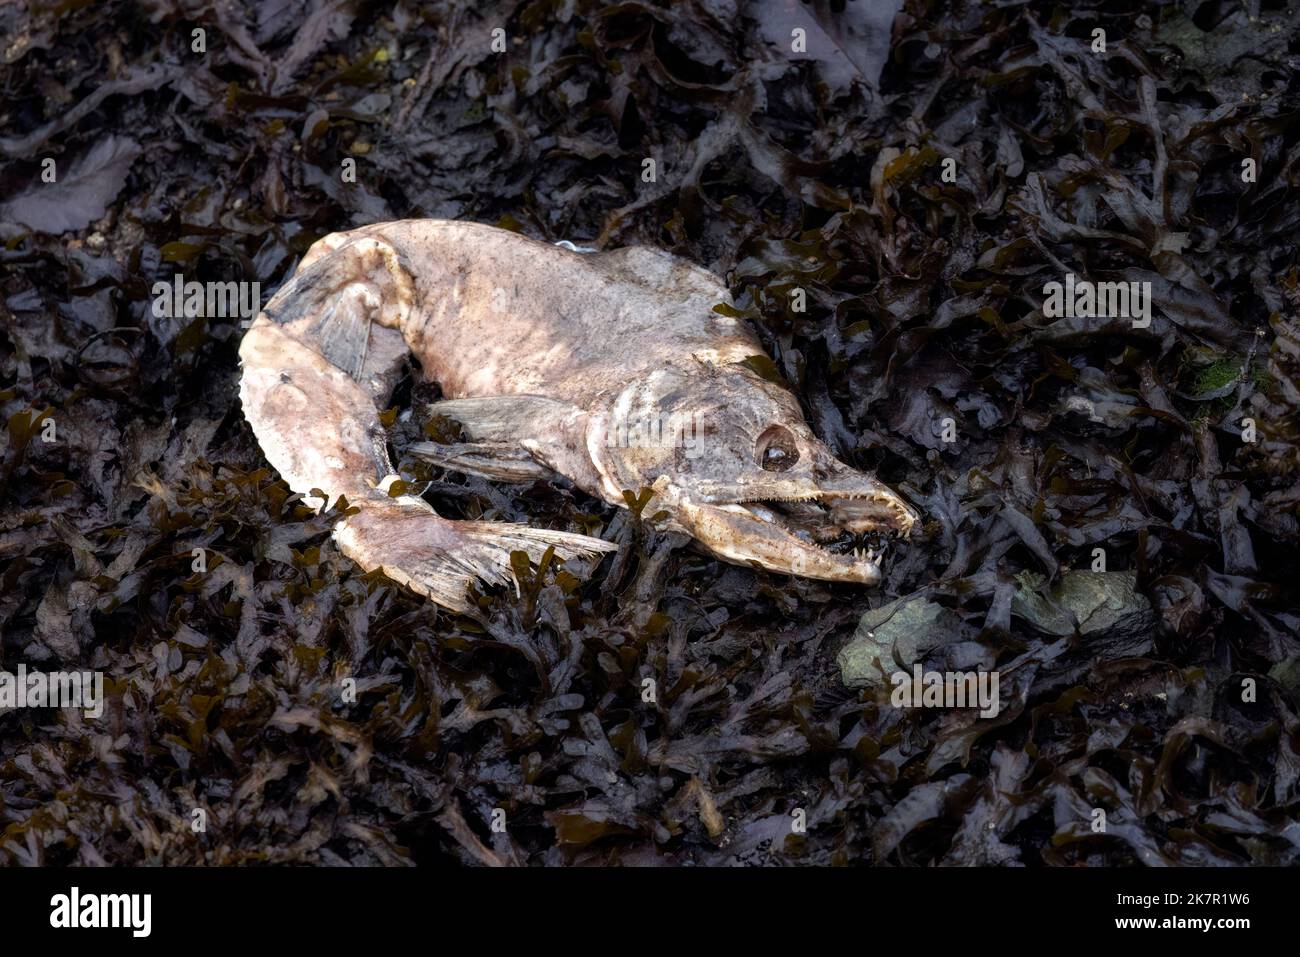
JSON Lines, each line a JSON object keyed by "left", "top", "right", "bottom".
{"left": 2, "top": 0, "right": 1299, "bottom": 865}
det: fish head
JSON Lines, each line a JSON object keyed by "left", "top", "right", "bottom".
{"left": 593, "top": 365, "right": 919, "bottom": 584}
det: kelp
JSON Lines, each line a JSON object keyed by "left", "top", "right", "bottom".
{"left": 1, "top": 0, "right": 1298, "bottom": 866}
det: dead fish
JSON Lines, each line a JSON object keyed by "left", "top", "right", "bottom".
{"left": 238, "top": 220, "right": 918, "bottom": 612}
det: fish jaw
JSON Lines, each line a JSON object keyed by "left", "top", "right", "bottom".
{"left": 585, "top": 374, "right": 919, "bottom": 584}
{"left": 647, "top": 480, "right": 885, "bottom": 585}
{"left": 822, "top": 462, "right": 921, "bottom": 535}
{"left": 685, "top": 470, "right": 919, "bottom": 538}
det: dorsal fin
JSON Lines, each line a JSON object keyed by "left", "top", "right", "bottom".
{"left": 263, "top": 236, "right": 418, "bottom": 381}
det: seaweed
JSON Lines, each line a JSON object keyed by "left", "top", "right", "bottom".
{"left": 1, "top": 0, "right": 1298, "bottom": 867}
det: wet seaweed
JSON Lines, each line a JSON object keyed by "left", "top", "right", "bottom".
{"left": 1, "top": 0, "right": 1299, "bottom": 866}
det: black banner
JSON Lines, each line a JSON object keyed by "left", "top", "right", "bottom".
{"left": 0, "top": 866, "right": 1276, "bottom": 944}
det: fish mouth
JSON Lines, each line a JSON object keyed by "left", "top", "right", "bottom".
{"left": 730, "top": 486, "right": 919, "bottom": 536}
{"left": 654, "top": 480, "right": 918, "bottom": 585}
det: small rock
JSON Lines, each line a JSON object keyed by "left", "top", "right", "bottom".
{"left": 838, "top": 595, "right": 961, "bottom": 689}
{"left": 1012, "top": 570, "right": 1155, "bottom": 638}
{"left": 1268, "top": 655, "right": 1300, "bottom": 694}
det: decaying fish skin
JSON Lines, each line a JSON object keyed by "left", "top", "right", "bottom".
{"left": 238, "top": 219, "right": 918, "bottom": 612}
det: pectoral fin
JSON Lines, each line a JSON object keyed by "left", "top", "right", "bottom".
{"left": 406, "top": 440, "right": 554, "bottom": 482}
{"left": 425, "top": 394, "right": 603, "bottom": 491}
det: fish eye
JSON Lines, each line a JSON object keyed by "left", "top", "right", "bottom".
{"left": 756, "top": 425, "right": 799, "bottom": 471}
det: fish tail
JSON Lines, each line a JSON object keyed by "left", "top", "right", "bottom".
{"left": 246, "top": 230, "right": 617, "bottom": 612}
{"left": 239, "top": 233, "right": 419, "bottom": 505}
{"left": 332, "top": 500, "right": 616, "bottom": 613}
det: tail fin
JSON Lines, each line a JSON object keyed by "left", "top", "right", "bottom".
{"left": 333, "top": 501, "right": 616, "bottom": 613}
